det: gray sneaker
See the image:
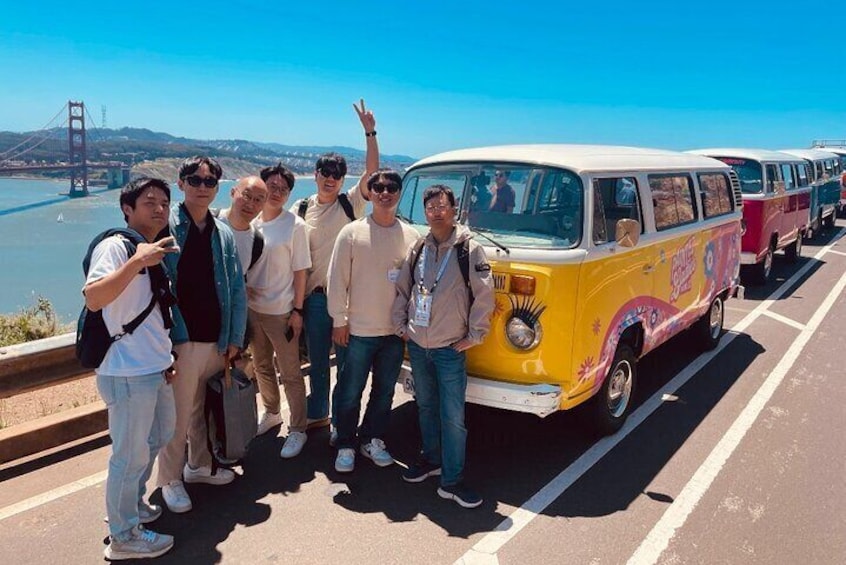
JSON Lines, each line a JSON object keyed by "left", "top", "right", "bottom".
{"left": 105, "top": 525, "right": 174, "bottom": 560}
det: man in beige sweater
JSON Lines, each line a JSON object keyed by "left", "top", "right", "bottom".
{"left": 327, "top": 169, "right": 420, "bottom": 473}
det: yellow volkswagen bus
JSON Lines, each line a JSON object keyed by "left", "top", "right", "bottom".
{"left": 397, "top": 145, "right": 743, "bottom": 434}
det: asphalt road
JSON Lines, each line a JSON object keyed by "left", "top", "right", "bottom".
{"left": 2, "top": 224, "right": 845, "bottom": 565}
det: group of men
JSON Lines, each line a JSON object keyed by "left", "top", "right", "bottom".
{"left": 84, "top": 100, "right": 495, "bottom": 560}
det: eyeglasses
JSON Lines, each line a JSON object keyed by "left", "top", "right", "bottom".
{"left": 267, "top": 184, "right": 290, "bottom": 194}
{"left": 371, "top": 182, "right": 400, "bottom": 194}
{"left": 184, "top": 175, "right": 218, "bottom": 188}
{"left": 425, "top": 204, "right": 451, "bottom": 214}
{"left": 318, "top": 167, "right": 344, "bottom": 180}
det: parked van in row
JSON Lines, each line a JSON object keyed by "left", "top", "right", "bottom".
{"left": 780, "top": 148, "right": 841, "bottom": 236}
{"left": 812, "top": 145, "right": 846, "bottom": 215}
{"left": 689, "top": 149, "right": 810, "bottom": 284}
{"left": 397, "top": 145, "right": 743, "bottom": 434}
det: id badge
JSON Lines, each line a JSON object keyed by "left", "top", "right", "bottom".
{"left": 387, "top": 268, "right": 400, "bottom": 283}
{"left": 413, "top": 292, "right": 432, "bottom": 327}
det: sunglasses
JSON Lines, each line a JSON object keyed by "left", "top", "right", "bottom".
{"left": 184, "top": 175, "right": 218, "bottom": 188}
{"left": 371, "top": 182, "right": 400, "bottom": 194}
{"left": 495, "top": 172, "right": 506, "bottom": 178}
{"left": 318, "top": 166, "right": 344, "bottom": 180}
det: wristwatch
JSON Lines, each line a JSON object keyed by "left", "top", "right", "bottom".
{"left": 292, "top": 307, "right": 304, "bottom": 316}
{"left": 365, "top": 130, "right": 377, "bottom": 137}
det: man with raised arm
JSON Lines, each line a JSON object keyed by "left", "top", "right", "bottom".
{"left": 84, "top": 177, "right": 179, "bottom": 560}
{"left": 327, "top": 169, "right": 419, "bottom": 473}
{"left": 289, "top": 99, "right": 377, "bottom": 442}
{"left": 156, "top": 156, "right": 247, "bottom": 514}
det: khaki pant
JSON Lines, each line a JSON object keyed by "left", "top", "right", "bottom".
{"left": 156, "top": 341, "right": 222, "bottom": 486}
{"left": 249, "top": 309, "right": 307, "bottom": 432}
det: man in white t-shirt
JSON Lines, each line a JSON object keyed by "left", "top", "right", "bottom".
{"left": 327, "top": 169, "right": 419, "bottom": 472}
{"left": 252, "top": 163, "right": 312, "bottom": 458}
{"left": 83, "top": 177, "right": 180, "bottom": 560}
{"left": 217, "top": 176, "right": 268, "bottom": 275}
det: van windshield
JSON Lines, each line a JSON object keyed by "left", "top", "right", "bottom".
{"left": 713, "top": 157, "right": 763, "bottom": 194}
{"left": 399, "top": 164, "right": 583, "bottom": 249}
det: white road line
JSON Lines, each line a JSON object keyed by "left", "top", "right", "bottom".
{"left": 760, "top": 310, "right": 806, "bottom": 330}
{"left": 627, "top": 253, "right": 846, "bottom": 565}
{"left": 0, "top": 470, "right": 107, "bottom": 522}
{"left": 825, "top": 249, "right": 846, "bottom": 257}
{"left": 457, "top": 229, "right": 846, "bottom": 564}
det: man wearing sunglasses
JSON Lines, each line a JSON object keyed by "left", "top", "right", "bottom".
{"left": 156, "top": 156, "right": 247, "bottom": 515}
{"left": 489, "top": 170, "right": 515, "bottom": 213}
{"left": 289, "top": 99, "right": 378, "bottom": 440}
{"left": 326, "top": 169, "right": 418, "bottom": 472}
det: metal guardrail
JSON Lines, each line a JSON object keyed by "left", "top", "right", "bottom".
{"left": 0, "top": 332, "right": 323, "bottom": 464}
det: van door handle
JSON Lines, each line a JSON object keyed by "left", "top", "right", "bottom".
{"left": 642, "top": 264, "right": 654, "bottom": 274}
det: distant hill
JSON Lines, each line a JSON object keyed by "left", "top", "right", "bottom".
{"left": 0, "top": 126, "right": 417, "bottom": 179}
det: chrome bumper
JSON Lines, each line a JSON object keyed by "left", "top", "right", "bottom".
{"left": 398, "top": 364, "right": 562, "bottom": 418}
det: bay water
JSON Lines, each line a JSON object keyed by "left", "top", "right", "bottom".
{"left": 0, "top": 176, "right": 360, "bottom": 322}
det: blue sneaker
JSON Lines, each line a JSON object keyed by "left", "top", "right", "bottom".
{"left": 438, "top": 482, "right": 483, "bottom": 509}
{"left": 360, "top": 438, "right": 394, "bottom": 467}
{"left": 335, "top": 448, "right": 355, "bottom": 473}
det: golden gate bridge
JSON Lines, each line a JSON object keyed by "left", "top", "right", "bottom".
{"left": 0, "top": 101, "right": 130, "bottom": 197}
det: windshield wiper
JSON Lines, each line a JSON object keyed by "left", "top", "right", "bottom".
{"left": 468, "top": 226, "right": 510, "bottom": 254}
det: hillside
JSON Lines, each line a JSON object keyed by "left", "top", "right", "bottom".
{"left": 0, "top": 127, "right": 417, "bottom": 178}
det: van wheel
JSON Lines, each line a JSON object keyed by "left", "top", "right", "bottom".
{"left": 591, "top": 344, "right": 636, "bottom": 435}
{"left": 784, "top": 235, "right": 801, "bottom": 263}
{"left": 694, "top": 296, "right": 724, "bottom": 350}
{"left": 750, "top": 246, "right": 773, "bottom": 285}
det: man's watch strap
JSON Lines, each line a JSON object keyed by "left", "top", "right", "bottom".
{"left": 292, "top": 307, "right": 304, "bottom": 316}
{"left": 365, "top": 130, "right": 377, "bottom": 137}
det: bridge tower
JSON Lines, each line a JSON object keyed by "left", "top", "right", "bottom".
{"left": 67, "top": 101, "right": 88, "bottom": 198}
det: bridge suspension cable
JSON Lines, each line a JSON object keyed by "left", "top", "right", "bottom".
{"left": 0, "top": 103, "right": 68, "bottom": 160}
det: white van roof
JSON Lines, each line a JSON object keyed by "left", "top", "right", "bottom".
{"left": 409, "top": 144, "right": 729, "bottom": 174}
{"left": 689, "top": 148, "right": 804, "bottom": 164}
{"left": 779, "top": 148, "right": 840, "bottom": 161}
{"left": 814, "top": 146, "right": 846, "bottom": 157}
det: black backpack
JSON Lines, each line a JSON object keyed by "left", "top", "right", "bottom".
{"left": 297, "top": 193, "right": 356, "bottom": 222}
{"left": 75, "top": 228, "right": 168, "bottom": 369}
{"left": 408, "top": 238, "right": 473, "bottom": 304}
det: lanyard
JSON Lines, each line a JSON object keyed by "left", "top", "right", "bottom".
{"left": 417, "top": 245, "right": 452, "bottom": 295}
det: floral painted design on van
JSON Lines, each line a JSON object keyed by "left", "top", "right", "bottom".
{"left": 670, "top": 236, "right": 696, "bottom": 303}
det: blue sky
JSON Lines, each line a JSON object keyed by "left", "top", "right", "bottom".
{"left": 2, "top": 1, "right": 845, "bottom": 159}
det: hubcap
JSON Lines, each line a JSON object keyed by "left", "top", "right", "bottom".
{"left": 709, "top": 298, "right": 723, "bottom": 340}
{"left": 606, "top": 360, "right": 633, "bottom": 418}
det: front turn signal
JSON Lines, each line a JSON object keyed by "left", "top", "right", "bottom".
{"left": 509, "top": 275, "right": 536, "bottom": 296}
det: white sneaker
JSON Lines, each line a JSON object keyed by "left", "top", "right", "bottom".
{"left": 335, "top": 448, "right": 355, "bottom": 473}
{"left": 105, "top": 525, "right": 174, "bottom": 560}
{"left": 280, "top": 431, "right": 308, "bottom": 459}
{"left": 360, "top": 438, "right": 394, "bottom": 467}
{"left": 162, "top": 480, "right": 192, "bottom": 514}
{"left": 256, "top": 411, "right": 283, "bottom": 436}
{"left": 183, "top": 464, "right": 234, "bottom": 485}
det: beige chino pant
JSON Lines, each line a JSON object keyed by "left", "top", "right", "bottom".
{"left": 249, "top": 309, "right": 306, "bottom": 432}
{"left": 156, "top": 341, "right": 222, "bottom": 486}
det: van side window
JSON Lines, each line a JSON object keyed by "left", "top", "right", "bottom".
{"left": 765, "top": 164, "right": 780, "bottom": 193}
{"left": 815, "top": 161, "right": 824, "bottom": 179}
{"left": 780, "top": 164, "right": 796, "bottom": 190}
{"left": 648, "top": 174, "right": 697, "bottom": 230}
{"left": 698, "top": 173, "right": 733, "bottom": 218}
{"left": 796, "top": 163, "right": 809, "bottom": 187}
{"left": 592, "top": 177, "right": 641, "bottom": 244}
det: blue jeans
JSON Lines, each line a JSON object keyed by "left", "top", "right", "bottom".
{"left": 406, "top": 341, "right": 468, "bottom": 487}
{"left": 334, "top": 335, "right": 404, "bottom": 449}
{"left": 304, "top": 292, "right": 346, "bottom": 421}
{"left": 97, "top": 372, "right": 176, "bottom": 540}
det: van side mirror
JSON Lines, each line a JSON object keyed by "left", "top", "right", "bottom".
{"left": 616, "top": 219, "right": 640, "bottom": 247}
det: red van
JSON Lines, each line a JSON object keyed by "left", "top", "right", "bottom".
{"left": 689, "top": 149, "right": 811, "bottom": 284}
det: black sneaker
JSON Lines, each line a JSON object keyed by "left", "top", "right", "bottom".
{"left": 402, "top": 459, "right": 442, "bottom": 483}
{"left": 437, "top": 482, "right": 482, "bottom": 508}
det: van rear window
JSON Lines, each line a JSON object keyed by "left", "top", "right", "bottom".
{"left": 698, "top": 173, "right": 733, "bottom": 218}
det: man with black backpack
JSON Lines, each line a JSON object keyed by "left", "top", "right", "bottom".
{"left": 289, "top": 99, "right": 377, "bottom": 439}
{"left": 83, "top": 177, "right": 180, "bottom": 560}
{"left": 391, "top": 184, "right": 495, "bottom": 509}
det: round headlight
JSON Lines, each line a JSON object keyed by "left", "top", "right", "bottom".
{"left": 505, "top": 316, "right": 542, "bottom": 350}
